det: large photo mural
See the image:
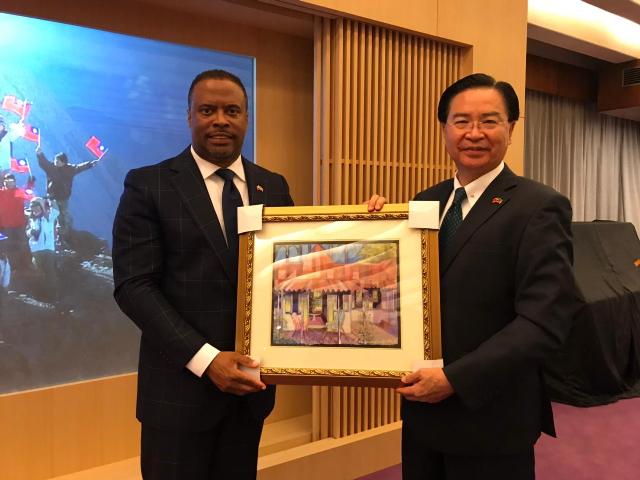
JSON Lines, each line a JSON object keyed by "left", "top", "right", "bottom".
{"left": 0, "top": 12, "right": 255, "bottom": 393}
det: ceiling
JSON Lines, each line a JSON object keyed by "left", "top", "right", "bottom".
{"left": 135, "top": 0, "right": 639, "bottom": 118}
{"left": 526, "top": 38, "right": 609, "bottom": 70}
{"left": 528, "top": 0, "right": 640, "bottom": 65}
{"left": 135, "top": 1, "right": 639, "bottom": 65}
{"left": 527, "top": 0, "right": 640, "bottom": 121}
{"left": 136, "top": 0, "right": 314, "bottom": 38}
{"left": 583, "top": 0, "right": 640, "bottom": 24}
{"left": 135, "top": 1, "right": 639, "bottom": 64}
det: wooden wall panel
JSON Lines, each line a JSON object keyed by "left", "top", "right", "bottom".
{"left": 0, "top": 374, "right": 139, "bottom": 480}
{"left": 314, "top": 16, "right": 460, "bottom": 206}
{"left": 526, "top": 54, "right": 598, "bottom": 103}
{"left": 0, "top": 373, "right": 311, "bottom": 480}
{"left": 0, "top": 375, "right": 311, "bottom": 479}
{"left": 295, "top": 0, "right": 528, "bottom": 174}
{"left": 598, "top": 59, "right": 640, "bottom": 113}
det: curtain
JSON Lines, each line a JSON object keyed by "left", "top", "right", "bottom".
{"left": 525, "top": 90, "right": 640, "bottom": 234}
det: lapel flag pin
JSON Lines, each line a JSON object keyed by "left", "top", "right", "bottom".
{"left": 634, "top": 258, "right": 640, "bottom": 267}
{"left": 491, "top": 197, "right": 503, "bottom": 205}
{"left": 256, "top": 185, "right": 264, "bottom": 192}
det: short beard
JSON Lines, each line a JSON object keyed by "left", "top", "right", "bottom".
{"left": 202, "top": 149, "right": 238, "bottom": 168}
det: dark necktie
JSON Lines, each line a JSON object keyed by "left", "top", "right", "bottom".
{"left": 215, "top": 168, "right": 243, "bottom": 275}
{"left": 439, "top": 187, "right": 467, "bottom": 251}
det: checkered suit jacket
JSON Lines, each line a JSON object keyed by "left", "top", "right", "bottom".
{"left": 112, "top": 148, "right": 294, "bottom": 431}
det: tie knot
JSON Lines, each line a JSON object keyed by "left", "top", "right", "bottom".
{"left": 215, "top": 168, "right": 235, "bottom": 182}
{"left": 453, "top": 187, "right": 467, "bottom": 205}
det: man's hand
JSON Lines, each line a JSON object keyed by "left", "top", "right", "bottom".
{"left": 396, "top": 368, "right": 454, "bottom": 403}
{"left": 205, "top": 351, "right": 266, "bottom": 396}
{"left": 366, "top": 194, "right": 386, "bottom": 212}
{"left": 35, "top": 146, "right": 43, "bottom": 155}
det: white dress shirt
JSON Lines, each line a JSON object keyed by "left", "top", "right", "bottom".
{"left": 440, "top": 161, "right": 505, "bottom": 225}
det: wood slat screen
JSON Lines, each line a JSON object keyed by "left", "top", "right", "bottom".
{"left": 311, "top": 16, "right": 461, "bottom": 440}
{"left": 312, "top": 385, "right": 402, "bottom": 441}
{"left": 313, "top": 16, "right": 461, "bottom": 206}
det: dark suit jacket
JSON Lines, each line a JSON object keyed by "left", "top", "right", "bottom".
{"left": 403, "top": 165, "right": 580, "bottom": 454}
{"left": 112, "top": 148, "right": 293, "bottom": 431}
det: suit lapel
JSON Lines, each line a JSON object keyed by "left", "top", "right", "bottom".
{"left": 243, "top": 159, "right": 267, "bottom": 205}
{"left": 439, "top": 167, "right": 517, "bottom": 275}
{"left": 168, "top": 149, "right": 236, "bottom": 282}
{"left": 432, "top": 180, "right": 454, "bottom": 217}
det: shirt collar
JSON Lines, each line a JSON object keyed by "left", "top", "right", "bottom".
{"left": 453, "top": 161, "right": 505, "bottom": 199}
{"left": 190, "top": 146, "right": 246, "bottom": 183}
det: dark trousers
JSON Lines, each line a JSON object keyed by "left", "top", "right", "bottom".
{"left": 402, "top": 422, "right": 535, "bottom": 480}
{"left": 3, "top": 226, "right": 32, "bottom": 272}
{"left": 32, "top": 250, "right": 59, "bottom": 304}
{"left": 53, "top": 198, "right": 72, "bottom": 238}
{"left": 141, "top": 399, "right": 265, "bottom": 480}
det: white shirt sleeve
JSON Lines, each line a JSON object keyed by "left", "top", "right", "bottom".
{"left": 186, "top": 343, "right": 220, "bottom": 377}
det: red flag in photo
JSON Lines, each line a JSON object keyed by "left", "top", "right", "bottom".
{"left": 85, "top": 135, "right": 108, "bottom": 159}
{"left": 22, "top": 124, "right": 40, "bottom": 143}
{"left": 10, "top": 157, "right": 30, "bottom": 173}
{"left": 2, "top": 95, "right": 31, "bottom": 119}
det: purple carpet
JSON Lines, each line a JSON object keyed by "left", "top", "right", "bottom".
{"left": 358, "top": 398, "right": 640, "bottom": 479}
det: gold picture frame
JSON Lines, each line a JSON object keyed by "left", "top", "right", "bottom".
{"left": 235, "top": 203, "right": 441, "bottom": 387}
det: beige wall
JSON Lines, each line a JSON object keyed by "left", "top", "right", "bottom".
{"left": 0, "top": 375, "right": 139, "bottom": 479}
{"left": 290, "top": 0, "right": 440, "bottom": 34}
{"left": 288, "top": 0, "right": 529, "bottom": 173}
{"left": 0, "top": 374, "right": 311, "bottom": 479}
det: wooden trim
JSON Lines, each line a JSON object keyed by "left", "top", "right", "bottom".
{"left": 259, "top": 422, "right": 402, "bottom": 480}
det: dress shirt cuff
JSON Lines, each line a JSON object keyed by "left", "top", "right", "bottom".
{"left": 186, "top": 343, "right": 220, "bottom": 377}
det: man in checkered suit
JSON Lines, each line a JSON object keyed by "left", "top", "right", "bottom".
{"left": 113, "top": 70, "right": 293, "bottom": 479}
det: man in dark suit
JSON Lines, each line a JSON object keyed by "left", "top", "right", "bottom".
{"left": 369, "top": 73, "right": 580, "bottom": 479}
{"left": 112, "top": 70, "right": 293, "bottom": 479}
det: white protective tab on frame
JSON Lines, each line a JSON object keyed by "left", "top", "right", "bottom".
{"left": 412, "top": 358, "right": 444, "bottom": 371}
{"left": 408, "top": 200, "right": 440, "bottom": 229}
{"left": 238, "top": 204, "right": 264, "bottom": 233}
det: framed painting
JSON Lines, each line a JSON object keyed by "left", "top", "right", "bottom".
{"left": 235, "top": 203, "right": 441, "bottom": 387}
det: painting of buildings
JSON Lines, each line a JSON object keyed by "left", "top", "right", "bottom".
{"left": 271, "top": 241, "right": 401, "bottom": 348}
